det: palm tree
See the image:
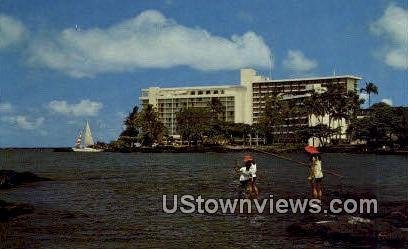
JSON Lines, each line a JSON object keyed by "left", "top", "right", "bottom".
{"left": 360, "top": 82, "right": 378, "bottom": 108}
{"left": 119, "top": 106, "right": 140, "bottom": 148}
{"left": 208, "top": 97, "right": 224, "bottom": 118}
{"left": 259, "top": 94, "right": 284, "bottom": 144}
{"left": 323, "top": 85, "right": 349, "bottom": 140}
{"left": 176, "top": 107, "right": 210, "bottom": 146}
{"left": 280, "top": 98, "right": 300, "bottom": 145}
{"left": 343, "top": 91, "right": 367, "bottom": 143}
{"left": 331, "top": 94, "right": 350, "bottom": 141}
{"left": 137, "top": 104, "right": 166, "bottom": 146}
{"left": 305, "top": 91, "right": 326, "bottom": 124}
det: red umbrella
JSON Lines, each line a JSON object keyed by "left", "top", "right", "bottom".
{"left": 304, "top": 145, "right": 319, "bottom": 154}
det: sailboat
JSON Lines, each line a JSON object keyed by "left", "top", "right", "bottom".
{"left": 72, "top": 121, "right": 103, "bottom": 152}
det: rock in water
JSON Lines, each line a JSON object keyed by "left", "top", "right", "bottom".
{"left": 288, "top": 214, "right": 408, "bottom": 243}
{"left": 0, "top": 200, "right": 34, "bottom": 221}
{"left": 0, "top": 170, "right": 51, "bottom": 189}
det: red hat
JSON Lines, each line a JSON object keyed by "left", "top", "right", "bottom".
{"left": 243, "top": 155, "right": 253, "bottom": 162}
{"left": 304, "top": 146, "right": 319, "bottom": 154}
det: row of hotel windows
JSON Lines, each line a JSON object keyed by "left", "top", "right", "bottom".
{"left": 159, "top": 112, "right": 235, "bottom": 122}
{"left": 190, "top": 89, "right": 225, "bottom": 95}
{"left": 158, "top": 97, "right": 234, "bottom": 107}
{"left": 253, "top": 80, "right": 347, "bottom": 89}
{"left": 253, "top": 85, "right": 306, "bottom": 92}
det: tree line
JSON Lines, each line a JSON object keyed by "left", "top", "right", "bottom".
{"left": 348, "top": 103, "right": 408, "bottom": 149}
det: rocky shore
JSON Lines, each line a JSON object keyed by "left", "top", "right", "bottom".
{"left": 0, "top": 200, "right": 34, "bottom": 222}
{"left": 0, "top": 170, "right": 51, "bottom": 189}
{"left": 287, "top": 190, "right": 408, "bottom": 245}
{"left": 0, "top": 170, "right": 50, "bottom": 221}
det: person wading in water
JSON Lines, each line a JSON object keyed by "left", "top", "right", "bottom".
{"left": 305, "top": 146, "right": 323, "bottom": 200}
{"left": 238, "top": 155, "right": 259, "bottom": 199}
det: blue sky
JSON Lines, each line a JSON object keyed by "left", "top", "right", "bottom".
{"left": 0, "top": 0, "right": 407, "bottom": 147}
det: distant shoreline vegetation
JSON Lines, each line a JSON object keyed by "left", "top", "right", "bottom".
{"left": 0, "top": 144, "right": 407, "bottom": 155}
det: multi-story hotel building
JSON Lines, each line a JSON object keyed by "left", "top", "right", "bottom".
{"left": 140, "top": 69, "right": 361, "bottom": 143}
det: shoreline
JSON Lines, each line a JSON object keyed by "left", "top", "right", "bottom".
{"left": 1, "top": 146, "right": 407, "bottom": 155}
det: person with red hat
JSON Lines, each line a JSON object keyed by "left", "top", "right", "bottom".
{"left": 305, "top": 146, "right": 323, "bottom": 199}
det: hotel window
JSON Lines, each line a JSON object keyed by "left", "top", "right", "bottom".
{"left": 221, "top": 90, "right": 225, "bottom": 94}
{"left": 198, "top": 91, "right": 203, "bottom": 95}
{"left": 214, "top": 90, "right": 218, "bottom": 94}
{"left": 206, "top": 90, "right": 211, "bottom": 94}
{"left": 191, "top": 91, "right": 196, "bottom": 95}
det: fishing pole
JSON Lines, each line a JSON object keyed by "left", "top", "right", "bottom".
{"left": 251, "top": 148, "right": 344, "bottom": 178}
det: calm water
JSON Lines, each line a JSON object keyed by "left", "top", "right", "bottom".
{"left": 1, "top": 151, "right": 407, "bottom": 248}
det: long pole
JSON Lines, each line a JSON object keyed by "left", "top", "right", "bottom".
{"left": 251, "top": 148, "right": 344, "bottom": 178}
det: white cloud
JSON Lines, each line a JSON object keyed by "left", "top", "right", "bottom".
{"left": 370, "top": 5, "right": 408, "bottom": 70}
{"left": 283, "top": 50, "right": 317, "bottom": 72}
{"left": 381, "top": 98, "right": 393, "bottom": 106}
{"left": 48, "top": 99, "right": 103, "bottom": 116}
{"left": 0, "top": 14, "right": 26, "bottom": 49}
{"left": 0, "top": 102, "right": 12, "bottom": 112}
{"left": 28, "top": 10, "right": 272, "bottom": 77}
{"left": 384, "top": 49, "right": 407, "bottom": 69}
{"left": 1, "top": 115, "right": 44, "bottom": 130}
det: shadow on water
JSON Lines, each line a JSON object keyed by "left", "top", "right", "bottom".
{"left": 0, "top": 151, "right": 407, "bottom": 248}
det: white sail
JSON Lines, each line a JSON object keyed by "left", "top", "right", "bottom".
{"left": 83, "top": 121, "right": 94, "bottom": 147}
{"left": 72, "top": 121, "right": 102, "bottom": 152}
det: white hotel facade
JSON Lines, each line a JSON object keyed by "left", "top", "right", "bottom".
{"left": 140, "top": 69, "right": 361, "bottom": 144}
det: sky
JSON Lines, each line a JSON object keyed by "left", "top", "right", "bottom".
{"left": 0, "top": 0, "right": 407, "bottom": 147}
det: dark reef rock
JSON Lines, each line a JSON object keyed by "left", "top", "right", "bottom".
{"left": 0, "top": 200, "right": 34, "bottom": 221}
{"left": 288, "top": 215, "right": 408, "bottom": 242}
{"left": 287, "top": 191, "right": 408, "bottom": 245}
{"left": 0, "top": 170, "right": 51, "bottom": 189}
